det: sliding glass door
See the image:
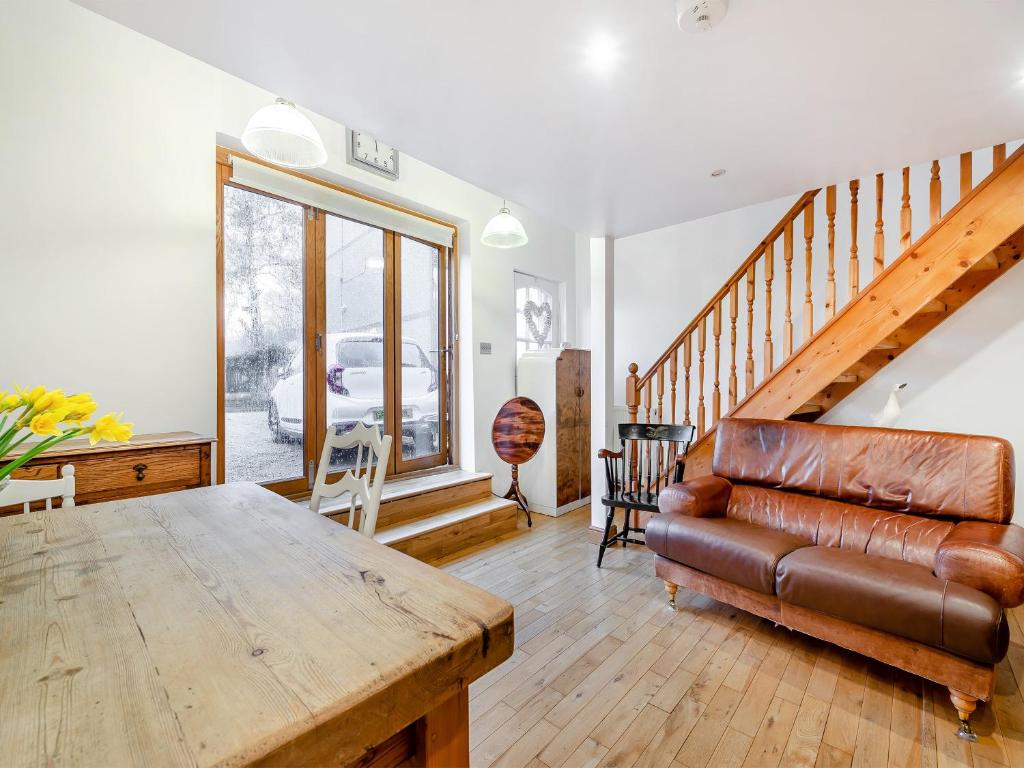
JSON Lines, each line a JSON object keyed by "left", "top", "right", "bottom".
{"left": 322, "top": 214, "right": 388, "bottom": 475}
{"left": 218, "top": 156, "right": 453, "bottom": 491}
{"left": 395, "top": 235, "right": 448, "bottom": 473}
{"left": 221, "top": 184, "right": 312, "bottom": 493}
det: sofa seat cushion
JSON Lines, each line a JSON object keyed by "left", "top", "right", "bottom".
{"left": 776, "top": 546, "right": 1008, "bottom": 664}
{"left": 645, "top": 515, "right": 810, "bottom": 594}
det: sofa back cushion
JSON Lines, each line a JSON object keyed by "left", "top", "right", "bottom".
{"left": 713, "top": 418, "right": 1014, "bottom": 524}
{"left": 726, "top": 484, "right": 955, "bottom": 569}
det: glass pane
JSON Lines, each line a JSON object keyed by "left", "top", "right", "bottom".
{"left": 325, "top": 215, "right": 386, "bottom": 473}
{"left": 223, "top": 185, "right": 305, "bottom": 483}
{"left": 400, "top": 237, "right": 441, "bottom": 460}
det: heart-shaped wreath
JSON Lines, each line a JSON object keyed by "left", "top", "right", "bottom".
{"left": 523, "top": 300, "right": 553, "bottom": 345}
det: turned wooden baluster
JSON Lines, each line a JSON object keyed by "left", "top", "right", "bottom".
{"left": 683, "top": 334, "right": 692, "bottom": 426}
{"left": 669, "top": 348, "right": 678, "bottom": 424}
{"left": 825, "top": 186, "right": 837, "bottom": 319}
{"left": 873, "top": 173, "right": 884, "bottom": 277}
{"left": 656, "top": 365, "right": 664, "bottom": 423}
{"left": 728, "top": 282, "right": 738, "bottom": 409}
{"left": 803, "top": 200, "right": 814, "bottom": 340}
{"left": 697, "top": 316, "right": 707, "bottom": 437}
{"left": 764, "top": 242, "right": 775, "bottom": 377}
{"left": 930, "top": 160, "right": 941, "bottom": 225}
{"left": 994, "top": 144, "right": 1007, "bottom": 169}
{"left": 783, "top": 221, "right": 794, "bottom": 358}
{"left": 960, "top": 152, "right": 972, "bottom": 199}
{"left": 626, "top": 362, "right": 639, "bottom": 424}
{"left": 712, "top": 301, "right": 722, "bottom": 424}
{"left": 900, "top": 167, "right": 911, "bottom": 254}
{"left": 849, "top": 179, "right": 860, "bottom": 298}
{"left": 745, "top": 264, "right": 755, "bottom": 394}
{"left": 643, "top": 379, "right": 652, "bottom": 490}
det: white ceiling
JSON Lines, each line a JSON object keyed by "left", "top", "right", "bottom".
{"left": 72, "top": 0, "right": 1024, "bottom": 237}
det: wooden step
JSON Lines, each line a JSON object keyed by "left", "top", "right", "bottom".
{"left": 375, "top": 497, "right": 520, "bottom": 562}
{"left": 832, "top": 372, "right": 859, "bottom": 384}
{"left": 791, "top": 403, "right": 824, "bottom": 417}
{"left": 969, "top": 252, "right": 999, "bottom": 271}
{"left": 917, "top": 298, "right": 947, "bottom": 314}
{"left": 317, "top": 469, "right": 493, "bottom": 529}
{"left": 873, "top": 338, "right": 902, "bottom": 351}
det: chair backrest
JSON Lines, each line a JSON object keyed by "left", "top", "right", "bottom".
{"left": 0, "top": 465, "right": 76, "bottom": 514}
{"left": 309, "top": 423, "right": 393, "bottom": 537}
{"left": 605, "top": 423, "right": 697, "bottom": 500}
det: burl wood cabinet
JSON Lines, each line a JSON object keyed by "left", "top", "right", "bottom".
{"left": 517, "top": 348, "right": 591, "bottom": 516}
{"left": 1, "top": 432, "right": 213, "bottom": 515}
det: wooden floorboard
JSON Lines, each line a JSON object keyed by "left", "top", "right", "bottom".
{"left": 435, "top": 507, "right": 1024, "bottom": 768}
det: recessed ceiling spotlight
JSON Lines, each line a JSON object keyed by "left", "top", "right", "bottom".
{"left": 583, "top": 33, "right": 621, "bottom": 74}
{"left": 676, "top": 0, "right": 729, "bottom": 33}
{"left": 710, "top": 168, "right": 727, "bottom": 177}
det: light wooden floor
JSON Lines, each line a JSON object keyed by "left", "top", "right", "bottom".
{"left": 436, "top": 507, "right": 1024, "bottom": 768}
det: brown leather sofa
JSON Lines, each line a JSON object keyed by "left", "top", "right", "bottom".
{"left": 646, "top": 417, "right": 1020, "bottom": 741}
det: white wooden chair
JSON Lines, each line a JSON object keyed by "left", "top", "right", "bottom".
{"left": 309, "top": 423, "right": 392, "bottom": 538}
{"left": 0, "top": 465, "right": 75, "bottom": 514}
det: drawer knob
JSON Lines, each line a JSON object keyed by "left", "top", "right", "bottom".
{"left": 132, "top": 463, "right": 148, "bottom": 481}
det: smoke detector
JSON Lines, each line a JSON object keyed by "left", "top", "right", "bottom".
{"left": 676, "top": 0, "right": 729, "bottom": 32}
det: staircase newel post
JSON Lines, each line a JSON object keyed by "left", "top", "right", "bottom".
{"left": 626, "top": 363, "right": 640, "bottom": 424}
{"left": 625, "top": 363, "right": 640, "bottom": 494}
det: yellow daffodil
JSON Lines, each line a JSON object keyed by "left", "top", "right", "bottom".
{"left": 14, "top": 385, "right": 45, "bottom": 405}
{"left": 88, "top": 412, "right": 133, "bottom": 445}
{"left": 0, "top": 393, "right": 20, "bottom": 412}
{"left": 29, "top": 411, "right": 66, "bottom": 437}
{"left": 63, "top": 393, "right": 98, "bottom": 424}
{"left": 34, "top": 389, "right": 67, "bottom": 413}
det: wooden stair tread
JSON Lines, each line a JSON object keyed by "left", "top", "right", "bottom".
{"left": 970, "top": 252, "right": 999, "bottom": 271}
{"left": 873, "top": 339, "right": 902, "bottom": 351}
{"left": 918, "top": 298, "right": 947, "bottom": 314}
{"left": 832, "top": 372, "right": 859, "bottom": 384}
{"left": 374, "top": 497, "right": 518, "bottom": 546}
{"left": 791, "top": 403, "right": 824, "bottom": 416}
{"left": 313, "top": 468, "right": 491, "bottom": 516}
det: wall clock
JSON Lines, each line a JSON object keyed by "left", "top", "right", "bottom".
{"left": 346, "top": 129, "right": 400, "bottom": 180}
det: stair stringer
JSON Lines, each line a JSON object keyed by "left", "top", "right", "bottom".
{"left": 682, "top": 145, "right": 1024, "bottom": 478}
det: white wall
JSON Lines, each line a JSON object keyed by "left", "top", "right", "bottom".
{"left": 612, "top": 196, "right": 796, "bottom": 407}
{"left": 0, "top": 0, "right": 582, "bottom": 490}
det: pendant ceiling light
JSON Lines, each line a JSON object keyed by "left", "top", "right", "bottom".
{"left": 481, "top": 201, "right": 529, "bottom": 249}
{"left": 242, "top": 98, "right": 328, "bottom": 169}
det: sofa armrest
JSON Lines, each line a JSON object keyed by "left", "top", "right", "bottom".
{"left": 935, "top": 521, "right": 1024, "bottom": 608}
{"left": 657, "top": 475, "right": 733, "bottom": 519}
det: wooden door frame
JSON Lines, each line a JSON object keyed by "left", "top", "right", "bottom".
{"left": 215, "top": 147, "right": 459, "bottom": 487}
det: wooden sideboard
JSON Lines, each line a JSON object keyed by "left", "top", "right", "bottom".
{"left": 2, "top": 431, "right": 213, "bottom": 514}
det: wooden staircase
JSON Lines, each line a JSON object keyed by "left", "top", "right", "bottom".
{"left": 314, "top": 470, "right": 520, "bottom": 562}
{"left": 626, "top": 142, "right": 1024, "bottom": 478}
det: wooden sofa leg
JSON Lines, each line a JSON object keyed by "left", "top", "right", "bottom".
{"left": 949, "top": 688, "right": 979, "bottom": 742}
{"left": 664, "top": 581, "right": 678, "bottom": 610}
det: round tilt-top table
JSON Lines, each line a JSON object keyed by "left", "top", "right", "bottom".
{"left": 491, "top": 396, "right": 545, "bottom": 528}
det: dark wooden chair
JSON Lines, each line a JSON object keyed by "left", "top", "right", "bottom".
{"left": 596, "top": 423, "right": 696, "bottom": 567}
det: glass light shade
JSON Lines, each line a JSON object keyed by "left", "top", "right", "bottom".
{"left": 242, "top": 98, "right": 328, "bottom": 169}
{"left": 481, "top": 206, "right": 529, "bottom": 249}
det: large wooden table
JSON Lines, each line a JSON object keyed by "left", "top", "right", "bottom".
{"left": 0, "top": 483, "right": 514, "bottom": 767}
